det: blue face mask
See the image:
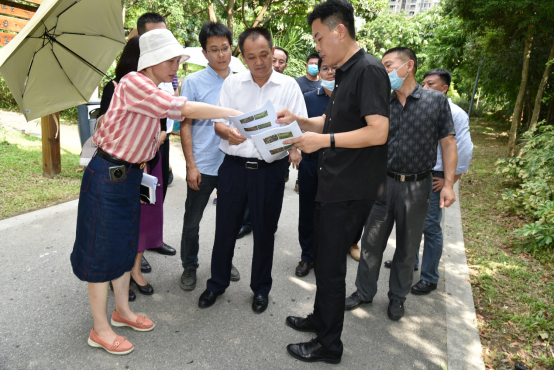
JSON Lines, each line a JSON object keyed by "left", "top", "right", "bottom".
{"left": 307, "top": 65, "right": 319, "bottom": 76}
{"left": 320, "top": 79, "right": 335, "bottom": 92}
{"left": 388, "top": 61, "right": 409, "bottom": 91}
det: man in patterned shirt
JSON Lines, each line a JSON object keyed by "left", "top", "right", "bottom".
{"left": 345, "top": 47, "right": 458, "bottom": 321}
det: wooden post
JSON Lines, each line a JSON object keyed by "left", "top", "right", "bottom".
{"left": 41, "top": 113, "right": 61, "bottom": 177}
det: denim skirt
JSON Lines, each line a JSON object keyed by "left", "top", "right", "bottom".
{"left": 70, "top": 155, "right": 142, "bottom": 283}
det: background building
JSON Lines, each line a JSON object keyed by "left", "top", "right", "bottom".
{"left": 388, "top": 0, "right": 441, "bottom": 16}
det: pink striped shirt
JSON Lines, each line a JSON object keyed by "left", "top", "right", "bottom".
{"left": 93, "top": 72, "right": 186, "bottom": 163}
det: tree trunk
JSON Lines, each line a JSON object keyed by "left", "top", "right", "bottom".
{"left": 507, "top": 24, "right": 534, "bottom": 157}
{"left": 528, "top": 41, "right": 554, "bottom": 132}
{"left": 227, "top": 0, "right": 235, "bottom": 34}
{"left": 251, "top": 0, "right": 273, "bottom": 28}
{"left": 525, "top": 89, "right": 532, "bottom": 130}
{"left": 208, "top": 0, "right": 217, "bottom": 22}
{"left": 547, "top": 98, "right": 554, "bottom": 125}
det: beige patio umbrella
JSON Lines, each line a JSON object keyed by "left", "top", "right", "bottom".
{"left": 0, "top": 0, "right": 125, "bottom": 121}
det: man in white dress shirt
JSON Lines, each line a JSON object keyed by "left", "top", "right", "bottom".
{"left": 404, "top": 68, "right": 473, "bottom": 295}
{"left": 198, "top": 27, "right": 307, "bottom": 313}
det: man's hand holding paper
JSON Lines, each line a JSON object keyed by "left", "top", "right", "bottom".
{"left": 283, "top": 131, "right": 327, "bottom": 154}
{"left": 229, "top": 128, "right": 246, "bottom": 145}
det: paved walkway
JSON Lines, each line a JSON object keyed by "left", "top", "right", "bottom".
{"left": 0, "top": 111, "right": 484, "bottom": 369}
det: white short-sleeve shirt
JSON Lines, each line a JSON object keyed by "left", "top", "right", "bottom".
{"left": 434, "top": 99, "right": 473, "bottom": 175}
{"left": 215, "top": 70, "right": 308, "bottom": 160}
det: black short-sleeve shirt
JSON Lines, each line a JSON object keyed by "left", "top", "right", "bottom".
{"left": 316, "top": 49, "right": 390, "bottom": 203}
{"left": 388, "top": 84, "right": 455, "bottom": 174}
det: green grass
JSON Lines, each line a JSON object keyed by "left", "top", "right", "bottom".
{"left": 0, "top": 124, "right": 83, "bottom": 219}
{"left": 460, "top": 118, "right": 554, "bottom": 369}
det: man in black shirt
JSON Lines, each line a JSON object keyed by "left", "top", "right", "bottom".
{"left": 345, "top": 47, "right": 457, "bottom": 322}
{"left": 276, "top": 0, "right": 390, "bottom": 363}
{"left": 295, "top": 52, "right": 322, "bottom": 94}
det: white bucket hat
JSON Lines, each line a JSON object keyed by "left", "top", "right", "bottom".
{"left": 137, "top": 29, "right": 189, "bottom": 71}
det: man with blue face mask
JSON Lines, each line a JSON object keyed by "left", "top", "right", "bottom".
{"left": 345, "top": 47, "right": 458, "bottom": 322}
{"left": 295, "top": 53, "right": 322, "bottom": 94}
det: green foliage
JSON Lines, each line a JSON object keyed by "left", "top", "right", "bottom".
{"left": 496, "top": 122, "right": 554, "bottom": 253}
{"left": 0, "top": 125, "right": 82, "bottom": 219}
{"left": 443, "top": 0, "right": 554, "bottom": 122}
{"left": 0, "top": 76, "right": 18, "bottom": 111}
{"left": 273, "top": 24, "right": 316, "bottom": 78}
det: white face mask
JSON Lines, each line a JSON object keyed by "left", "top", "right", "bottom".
{"left": 320, "top": 79, "right": 335, "bottom": 91}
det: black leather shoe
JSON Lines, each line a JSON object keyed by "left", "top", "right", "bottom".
{"left": 236, "top": 226, "right": 252, "bottom": 239}
{"left": 252, "top": 294, "right": 269, "bottom": 313}
{"left": 345, "top": 291, "right": 372, "bottom": 311}
{"left": 230, "top": 264, "right": 241, "bottom": 282}
{"left": 295, "top": 261, "right": 314, "bottom": 277}
{"left": 387, "top": 299, "right": 404, "bottom": 321}
{"left": 384, "top": 259, "right": 418, "bottom": 271}
{"left": 130, "top": 277, "right": 154, "bottom": 295}
{"left": 286, "top": 339, "right": 341, "bottom": 364}
{"left": 150, "top": 242, "right": 176, "bottom": 256}
{"left": 285, "top": 316, "right": 318, "bottom": 333}
{"left": 108, "top": 282, "right": 136, "bottom": 302}
{"left": 411, "top": 280, "right": 437, "bottom": 295}
{"left": 180, "top": 268, "right": 197, "bottom": 291}
{"left": 198, "top": 289, "right": 222, "bottom": 309}
{"left": 141, "top": 256, "right": 152, "bottom": 273}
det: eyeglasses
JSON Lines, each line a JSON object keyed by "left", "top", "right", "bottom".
{"left": 206, "top": 46, "right": 231, "bottom": 54}
{"left": 321, "top": 66, "right": 338, "bottom": 72}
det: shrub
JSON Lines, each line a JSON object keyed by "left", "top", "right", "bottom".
{"left": 496, "top": 122, "right": 554, "bottom": 254}
{"left": 0, "top": 76, "right": 18, "bottom": 111}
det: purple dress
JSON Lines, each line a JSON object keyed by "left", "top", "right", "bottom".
{"left": 138, "top": 152, "right": 163, "bottom": 252}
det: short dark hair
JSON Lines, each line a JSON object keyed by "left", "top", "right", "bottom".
{"left": 274, "top": 46, "right": 289, "bottom": 62}
{"left": 137, "top": 12, "right": 166, "bottom": 35}
{"left": 317, "top": 57, "right": 324, "bottom": 69}
{"left": 307, "top": 0, "right": 356, "bottom": 40}
{"left": 238, "top": 27, "right": 273, "bottom": 54}
{"left": 115, "top": 36, "right": 140, "bottom": 79}
{"left": 306, "top": 52, "right": 320, "bottom": 63}
{"left": 382, "top": 47, "right": 418, "bottom": 74}
{"left": 199, "top": 21, "right": 233, "bottom": 50}
{"left": 424, "top": 68, "right": 452, "bottom": 87}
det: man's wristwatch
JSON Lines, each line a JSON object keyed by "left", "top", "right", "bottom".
{"left": 330, "top": 133, "right": 335, "bottom": 149}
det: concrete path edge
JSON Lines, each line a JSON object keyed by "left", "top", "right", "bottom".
{"left": 444, "top": 183, "right": 486, "bottom": 370}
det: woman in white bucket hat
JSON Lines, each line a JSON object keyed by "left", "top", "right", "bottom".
{"left": 71, "top": 28, "right": 241, "bottom": 355}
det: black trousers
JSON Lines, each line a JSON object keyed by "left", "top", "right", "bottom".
{"left": 356, "top": 176, "right": 432, "bottom": 302}
{"left": 206, "top": 155, "right": 287, "bottom": 296}
{"left": 311, "top": 199, "right": 373, "bottom": 356}
{"left": 298, "top": 152, "right": 319, "bottom": 263}
{"left": 160, "top": 135, "right": 170, "bottom": 201}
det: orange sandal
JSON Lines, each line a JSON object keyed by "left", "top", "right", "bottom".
{"left": 87, "top": 328, "right": 134, "bottom": 355}
{"left": 111, "top": 310, "right": 155, "bottom": 332}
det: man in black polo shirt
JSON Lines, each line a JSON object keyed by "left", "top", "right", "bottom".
{"left": 345, "top": 47, "right": 457, "bottom": 321}
{"left": 276, "top": 0, "right": 390, "bottom": 363}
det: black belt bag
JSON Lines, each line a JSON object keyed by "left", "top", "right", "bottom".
{"left": 96, "top": 148, "right": 144, "bottom": 169}
{"left": 387, "top": 170, "right": 431, "bottom": 182}
{"left": 228, "top": 155, "right": 280, "bottom": 169}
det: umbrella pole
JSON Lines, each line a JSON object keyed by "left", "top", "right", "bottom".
{"left": 41, "top": 113, "right": 61, "bottom": 178}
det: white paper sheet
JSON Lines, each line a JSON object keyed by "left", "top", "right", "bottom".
{"left": 229, "top": 100, "right": 279, "bottom": 138}
{"left": 141, "top": 173, "right": 158, "bottom": 205}
{"left": 251, "top": 122, "right": 303, "bottom": 163}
